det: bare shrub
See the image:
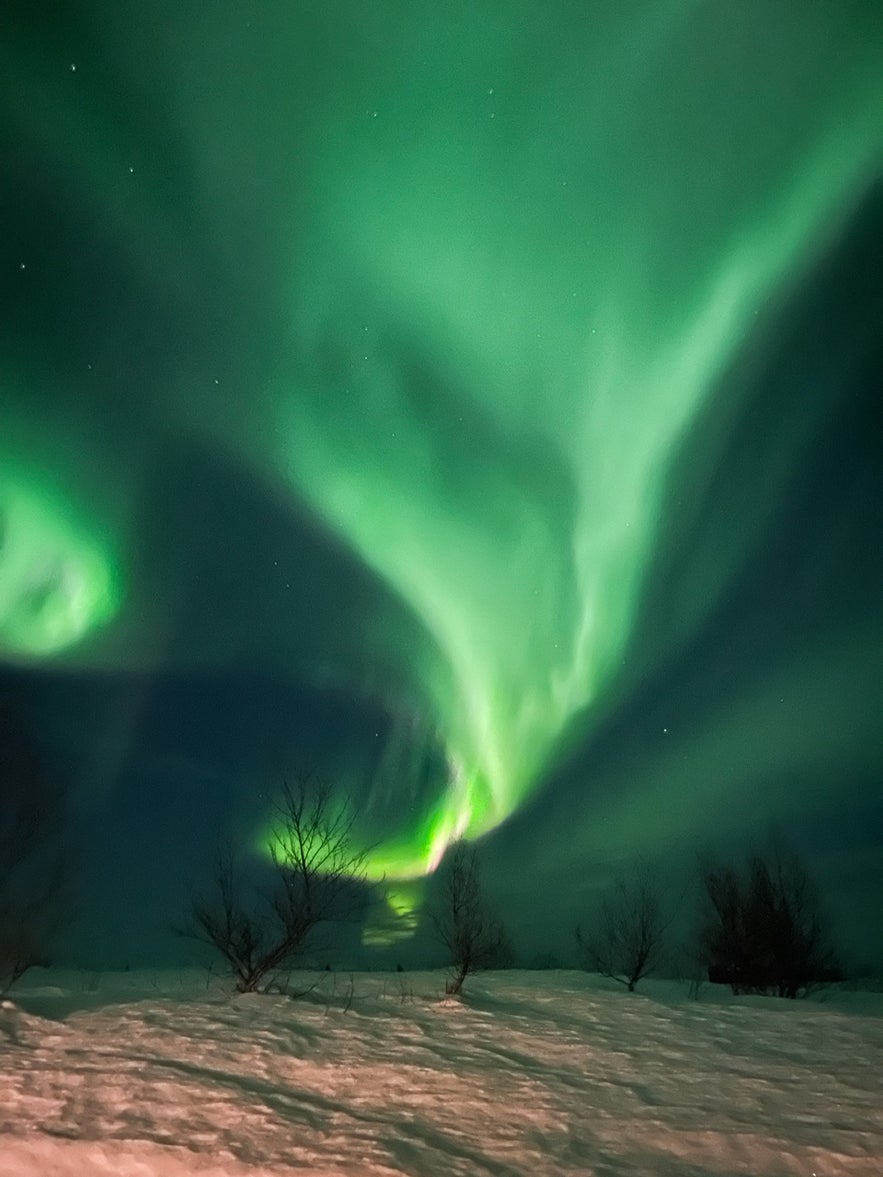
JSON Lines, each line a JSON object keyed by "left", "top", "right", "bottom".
{"left": 576, "top": 867, "right": 670, "bottom": 992}
{"left": 699, "top": 838, "right": 840, "bottom": 998}
{"left": 431, "top": 840, "right": 512, "bottom": 996}
{"left": 186, "top": 776, "right": 369, "bottom": 993}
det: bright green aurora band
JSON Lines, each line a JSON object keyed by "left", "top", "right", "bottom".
{"left": 263, "top": 6, "right": 882, "bottom": 884}
{"left": 2, "top": 5, "right": 880, "bottom": 933}
{"left": 0, "top": 464, "right": 120, "bottom": 659}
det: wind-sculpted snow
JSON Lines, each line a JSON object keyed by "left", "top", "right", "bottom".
{"left": 1, "top": 970, "right": 882, "bottom": 1176}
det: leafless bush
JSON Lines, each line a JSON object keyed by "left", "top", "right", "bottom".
{"left": 699, "top": 838, "right": 841, "bottom": 998}
{"left": 576, "top": 867, "right": 670, "bottom": 992}
{"left": 431, "top": 840, "right": 512, "bottom": 996}
{"left": 185, "top": 776, "right": 369, "bottom": 993}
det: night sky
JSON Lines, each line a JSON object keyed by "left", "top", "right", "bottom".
{"left": 2, "top": 2, "right": 881, "bottom": 969}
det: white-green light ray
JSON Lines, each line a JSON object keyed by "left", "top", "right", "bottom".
{"left": 265, "top": 6, "right": 882, "bottom": 877}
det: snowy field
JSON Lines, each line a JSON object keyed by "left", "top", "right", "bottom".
{"left": 1, "top": 968, "right": 882, "bottom": 1177}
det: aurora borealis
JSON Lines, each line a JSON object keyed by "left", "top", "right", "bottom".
{"left": 0, "top": 466, "right": 120, "bottom": 656}
{"left": 2, "top": 2, "right": 881, "bottom": 964}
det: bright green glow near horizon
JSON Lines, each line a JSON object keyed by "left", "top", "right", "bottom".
{"left": 265, "top": 6, "right": 883, "bottom": 878}
{"left": 361, "top": 882, "right": 425, "bottom": 948}
{"left": 259, "top": 760, "right": 481, "bottom": 883}
{"left": 0, "top": 471, "right": 120, "bottom": 658}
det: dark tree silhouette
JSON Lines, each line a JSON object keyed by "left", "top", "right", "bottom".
{"left": 576, "top": 867, "right": 670, "bottom": 992}
{"left": 699, "top": 839, "right": 840, "bottom": 998}
{"left": 431, "top": 840, "right": 512, "bottom": 995}
{"left": 187, "top": 776, "right": 369, "bottom": 993}
{"left": 0, "top": 697, "right": 69, "bottom": 994}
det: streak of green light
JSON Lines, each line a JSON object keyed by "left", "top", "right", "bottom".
{"left": 0, "top": 469, "right": 121, "bottom": 658}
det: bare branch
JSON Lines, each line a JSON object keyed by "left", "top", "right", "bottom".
{"left": 698, "top": 838, "right": 840, "bottom": 998}
{"left": 182, "top": 775, "right": 370, "bottom": 993}
{"left": 431, "top": 841, "right": 512, "bottom": 995}
{"left": 576, "top": 867, "right": 670, "bottom": 991}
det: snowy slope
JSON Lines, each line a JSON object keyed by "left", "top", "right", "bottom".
{"left": 1, "top": 969, "right": 881, "bottom": 1176}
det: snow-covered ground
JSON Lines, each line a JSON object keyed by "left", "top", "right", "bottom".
{"left": 1, "top": 968, "right": 881, "bottom": 1176}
